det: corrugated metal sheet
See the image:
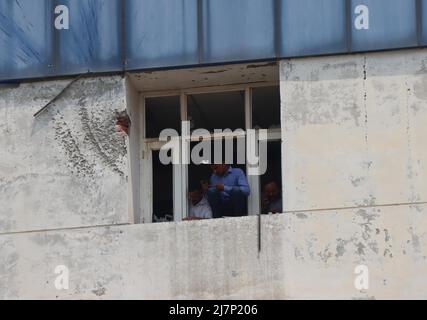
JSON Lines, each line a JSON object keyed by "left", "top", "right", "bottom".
{"left": 280, "top": 0, "right": 348, "bottom": 57}
{"left": 0, "top": 0, "right": 425, "bottom": 82}
{"left": 418, "top": 0, "right": 427, "bottom": 45}
{"left": 0, "top": 0, "right": 54, "bottom": 80}
{"left": 56, "top": 0, "right": 123, "bottom": 75}
{"left": 126, "top": 0, "right": 198, "bottom": 69}
{"left": 201, "top": 0, "right": 276, "bottom": 63}
{"left": 351, "top": 0, "right": 418, "bottom": 52}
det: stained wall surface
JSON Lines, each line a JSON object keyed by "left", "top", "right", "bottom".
{"left": 0, "top": 49, "right": 426, "bottom": 299}
{"left": 281, "top": 49, "right": 427, "bottom": 212}
{"left": 0, "top": 0, "right": 424, "bottom": 81}
{"left": 0, "top": 208, "right": 426, "bottom": 300}
{"left": 0, "top": 76, "right": 129, "bottom": 234}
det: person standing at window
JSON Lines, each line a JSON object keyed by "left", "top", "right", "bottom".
{"left": 261, "top": 181, "right": 283, "bottom": 214}
{"left": 206, "top": 164, "right": 250, "bottom": 218}
{"left": 184, "top": 185, "right": 213, "bottom": 221}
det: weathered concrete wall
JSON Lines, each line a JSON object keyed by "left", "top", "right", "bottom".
{"left": 0, "top": 76, "right": 130, "bottom": 234}
{"left": 1, "top": 49, "right": 427, "bottom": 300}
{"left": 0, "top": 205, "right": 425, "bottom": 300}
{"left": 281, "top": 49, "right": 427, "bottom": 211}
{"left": 125, "top": 78, "right": 141, "bottom": 224}
{"left": 276, "top": 48, "right": 427, "bottom": 299}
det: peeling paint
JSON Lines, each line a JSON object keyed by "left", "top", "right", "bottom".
{"left": 0, "top": 76, "right": 128, "bottom": 234}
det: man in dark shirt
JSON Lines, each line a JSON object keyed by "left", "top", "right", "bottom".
{"left": 262, "top": 181, "right": 283, "bottom": 214}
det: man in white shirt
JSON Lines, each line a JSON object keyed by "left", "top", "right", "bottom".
{"left": 184, "top": 186, "right": 213, "bottom": 220}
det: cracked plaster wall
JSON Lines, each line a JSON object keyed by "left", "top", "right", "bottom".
{"left": 0, "top": 76, "right": 129, "bottom": 234}
{"left": 0, "top": 49, "right": 427, "bottom": 299}
{"left": 281, "top": 49, "right": 427, "bottom": 211}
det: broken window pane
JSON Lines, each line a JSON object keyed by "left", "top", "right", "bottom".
{"left": 252, "top": 86, "right": 281, "bottom": 129}
{"left": 260, "top": 141, "right": 283, "bottom": 214}
{"left": 188, "top": 91, "right": 245, "bottom": 133}
{"left": 145, "top": 96, "right": 181, "bottom": 138}
{"left": 152, "top": 150, "right": 174, "bottom": 222}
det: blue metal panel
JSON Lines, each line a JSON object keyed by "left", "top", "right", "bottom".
{"left": 56, "top": 0, "right": 122, "bottom": 75}
{"left": 351, "top": 0, "right": 418, "bottom": 51}
{"left": 126, "top": 0, "right": 198, "bottom": 69}
{"left": 0, "top": 0, "right": 53, "bottom": 81}
{"left": 420, "top": 0, "right": 427, "bottom": 45}
{"left": 201, "top": 0, "right": 276, "bottom": 63}
{"left": 280, "top": 0, "right": 347, "bottom": 57}
{"left": 0, "top": 0, "right": 426, "bottom": 82}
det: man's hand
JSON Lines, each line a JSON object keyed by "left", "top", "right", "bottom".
{"left": 216, "top": 184, "right": 225, "bottom": 191}
{"left": 262, "top": 196, "right": 269, "bottom": 205}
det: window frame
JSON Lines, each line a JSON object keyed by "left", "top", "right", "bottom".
{"left": 139, "top": 81, "right": 281, "bottom": 223}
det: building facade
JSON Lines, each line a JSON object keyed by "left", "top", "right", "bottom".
{"left": 1, "top": 0, "right": 427, "bottom": 299}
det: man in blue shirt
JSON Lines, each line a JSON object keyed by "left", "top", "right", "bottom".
{"left": 205, "top": 164, "right": 250, "bottom": 218}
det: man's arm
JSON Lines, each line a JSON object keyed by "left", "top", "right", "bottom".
{"left": 223, "top": 169, "right": 250, "bottom": 196}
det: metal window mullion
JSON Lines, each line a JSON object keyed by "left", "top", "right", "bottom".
{"left": 179, "top": 93, "right": 189, "bottom": 221}
{"left": 140, "top": 96, "right": 153, "bottom": 223}
{"left": 416, "top": 0, "right": 422, "bottom": 46}
{"left": 173, "top": 161, "right": 183, "bottom": 222}
{"left": 245, "top": 87, "right": 261, "bottom": 216}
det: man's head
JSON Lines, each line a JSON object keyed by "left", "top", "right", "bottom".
{"left": 211, "top": 164, "right": 229, "bottom": 177}
{"left": 264, "top": 182, "right": 280, "bottom": 201}
{"left": 188, "top": 188, "right": 203, "bottom": 205}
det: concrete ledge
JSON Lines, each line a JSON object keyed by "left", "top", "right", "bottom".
{"left": 1, "top": 204, "right": 426, "bottom": 299}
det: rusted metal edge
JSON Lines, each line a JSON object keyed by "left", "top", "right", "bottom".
{"left": 33, "top": 71, "right": 90, "bottom": 118}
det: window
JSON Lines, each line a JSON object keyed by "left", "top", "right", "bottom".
{"left": 188, "top": 91, "right": 245, "bottom": 132}
{"left": 145, "top": 96, "right": 181, "bottom": 138}
{"left": 251, "top": 86, "right": 282, "bottom": 215}
{"left": 252, "top": 86, "right": 281, "bottom": 130}
{"left": 140, "top": 84, "right": 282, "bottom": 223}
{"left": 152, "top": 150, "right": 173, "bottom": 222}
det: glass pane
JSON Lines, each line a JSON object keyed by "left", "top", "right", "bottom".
{"left": 188, "top": 91, "right": 245, "bottom": 133}
{"left": 252, "top": 86, "right": 281, "bottom": 129}
{"left": 261, "top": 141, "right": 283, "bottom": 214}
{"left": 152, "top": 150, "right": 173, "bottom": 222}
{"left": 145, "top": 96, "right": 181, "bottom": 139}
